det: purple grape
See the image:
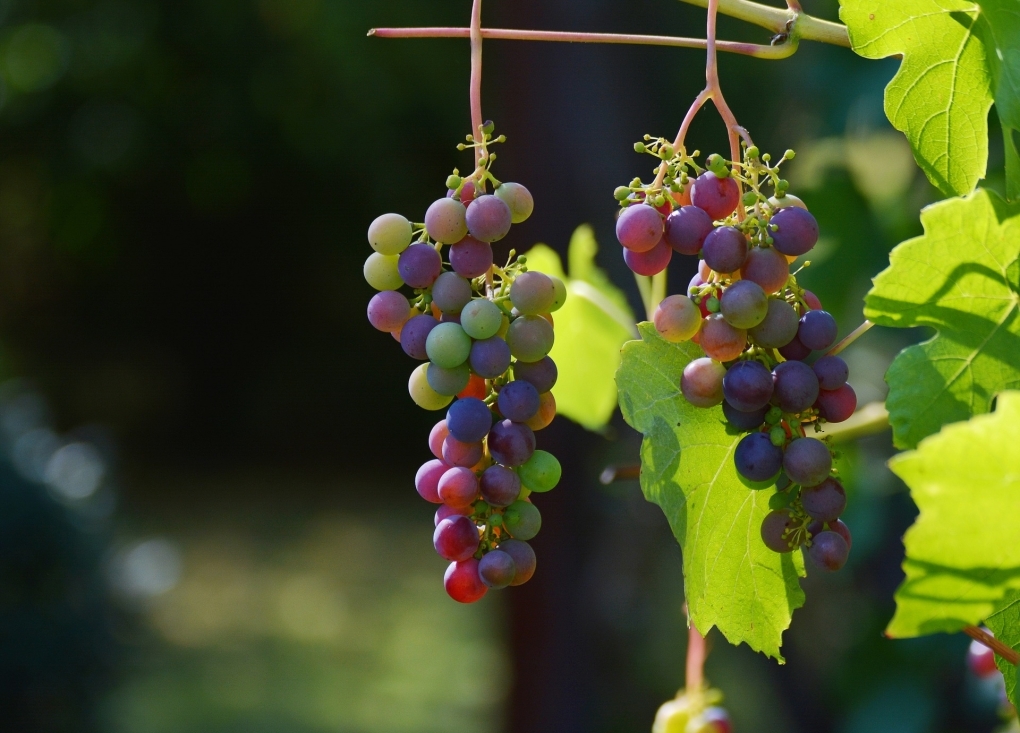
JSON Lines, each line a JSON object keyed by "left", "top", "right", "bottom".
{"left": 466, "top": 194, "right": 513, "bottom": 242}
{"left": 478, "top": 549, "right": 517, "bottom": 588}
{"left": 740, "top": 246, "right": 790, "bottom": 294}
{"left": 691, "top": 171, "right": 740, "bottom": 220}
{"left": 801, "top": 477, "right": 846, "bottom": 522}
{"left": 770, "top": 206, "right": 818, "bottom": 256}
{"left": 734, "top": 432, "right": 783, "bottom": 482}
{"left": 808, "top": 517, "right": 852, "bottom": 550}
{"left": 616, "top": 204, "right": 663, "bottom": 252}
{"left": 512, "top": 356, "right": 557, "bottom": 393}
{"left": 813, "top": 355, "right": 849, "bottom": 390}
{"left": 747, "top": 298, "right": 799, "bottom": 349}
{"left": 450, "top": 236, "right": 494, "bottom": 278}
{"left": 435, "top": 503, "right": 472, "bottom": 526}
{"left": 702, "top": 226, "right": 747, "bottom": 273}
{"left": 722, "top": 360, "right": 774, "bottom": 412}
{"left": 487, "top": 419, "right": 536, "bottom": 466}
{"left": 761, "top": 509, "right": 797, "bottom": 552}
{"left": 499, "top": 539, "right": 536, "bottom": 585}
{"left": 782, "top": 437, "right": 832, "bottom": 487}
{"left": 425, "top": 197, "right": 468, "bottom": 244}
{"left": 719, "top": 280, "right": 768, "bottom": 329}
{"left": 722, "top": 400, "right": 768, "bottom": 431}
{"left": 446, "top": 397, "right": 493, "bottom": 443}
{"left": 442, "top": 435, "right": 483, "bottom": 468}
{"left": 433, "top": 515, "right": 480, "bottom": 561}
{"left": 816, "top": 383, "right": 857, "bottom": 423}
{"left": 623, "top": 239, "right": 672, "bottom": 275}
{"left": 497, "top": 380, "right": 540, "bottom": 422}
{"left": 438, "top": 466, "right": 480, "bottom": 506}
{"left": 367, "top": 291, "right": 411, "bottom": 332}
{"left": 470, "top": 336, "right": 512, "bottom": 379}
{"left": 398, "top": 243, "right": 442, "bottom": 289}
{"left": 778, "top": 336, "right": 811, "bottom": 361}
{"left": 664, "top": 205, "right": 714, "bottom": 254}
{"left": 807, "top": 530, "right": 849, "bottom": 571}
{"left": 431, "top": 272, "right": 473, "bottom": 314}
{"left": 400, "top": 314, "right": 440, "bottom": 360}
{"left": 798, "top": 310, "right": 838, "bottom": 351}
{"left": 415, "top": 459, "right": 447, "bottom": 503}
{"left": 772, "top": 360, "right": 820, "bottom": 412}
{"left": 479, "top": 464, "right": 522, "bottom": 507}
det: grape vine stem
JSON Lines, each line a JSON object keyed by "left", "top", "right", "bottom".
{"left": 826, "top": 320, "right": 874, "bottom": 357}
{"left": 964, "top": 625, "right": 1020, "bottom": 665}
{"left": 686, "top": 619, "right": 707, "bottom": 690}
{"left": 469, "top": 0, "right": 484, "bottom": 167}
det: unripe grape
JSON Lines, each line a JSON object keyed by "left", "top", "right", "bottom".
{"left": 449, "top": 236, "right": 494, "bottom": 278}
{"left": 499, "top": 539, "right": 537, "bottom": 585}
{"left": 438, "top": 466, "right": 480, "bottom": 508}
{"left": 549, "top": 277, "right": 567, "bottom": 312}
{"left": 425, "top": 197, "right": 468, "bottom": 244}
{"left": 702, "top": 226, "right": 748, "bottom": 274}
{"left": 466, "top": 194, "right": 513, "bottom": 242}
{"left": 616, "top": 204, "right": 663, "bottom": 252}
{"left": 748, "top": 298, "right": 799, "bottom": 349}
{"left": 740, "top": 246, "right": 790, "bottom": 294}
{"left": 506, "top": 315, "right": 555, "bottom": 362}
{"left": 699, "top": 314, "right": 747, "bottom": 362}
{"left": 459, "top": 374, "right": 487, "bottom": 400}
{"left": 431, "top": 272, "right": 472, "bottom": 314}
{"left": 525, "top": 391, "right": 557, "bottom": 431}
{"left": 478, "top": 549, "right": 517, "bottom": 589}
{"left": 425, "top": 322, "right": 472, "bottom": 368}
{"left": 510, "top": 271, "right": 557, "bottom": 314}
{"left": 681, "top": 357, "right": 726, "bottom": 407}
{"left": 719, "top": 280, "right": 768, "bottom": 329}
{"left": 364, "top": 252, "right": 404, "bottom": 291}
{"left": 461, "top": 299, "right": 504, "bottom": 339}
{"left": 401, "top": 314, "right": 439, "bottom": 360}
{"left": 398, "top": 243, "right": 443, "bottom": 289}
{"left": 623, "top": 239, "right": 672, "bottom": 275}
{"left": 415, "top": 459, "right": 448, "bottom": 503}
{"left": 494, "top": 182, "right": 534, "bottom": 224}
{"left": 691, "top": 171, "right": 740, "bottom": 219}
{"left": 504, "top": 499, "right": 541, "bottom": 540}
{"left": 654, "top": 295, "right": 701, "bottom": 342}
{"left": 770, "top": 206, "right": 819, "bottom": 256}
{"left": 429, "top": 420, "right": 449, "bottom": 459}
{"left": 427, "top": 362, "right": 471, "bottom": 396}
{"left": 367, "top": 291, "right": 411, "bottom": 332}
{"left": 368, "top": 213, "right": 412, "bottom": 255}
{"left": 518, "top": 450, "right": 561, "bottom": 493}
{"left": 444, "top": 558, "right": 487, "bottom": 603}
{"left": 768, "top": 193, "right": 807, "bottom": 210}
{"left": 409, "top": 363, "right": 454, "bottom": 410}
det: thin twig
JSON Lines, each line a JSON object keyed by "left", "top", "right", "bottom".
{"left": 469, "top": 0, "right": 484, "bottom": 167}
{"left": 686, "top": 622, "right": 707, "bottom": 690}
{"left": 964, "top": 625, "right": 1020, "bottom": 666}
{"left": 677, "top": 0, "right": 850, "bottom": 47}
{"left": 369, "top": 27, "right": 797, "bottom": 59}
{"left": 826, "top": 320, "right": 874, "bottom": 357}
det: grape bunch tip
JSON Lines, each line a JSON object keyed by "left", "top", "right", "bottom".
{"left": 616, "top": 141, "right": 857, "bottom": 573}
{"left": 365, "top": 125, "right": 562, "bottom": 602}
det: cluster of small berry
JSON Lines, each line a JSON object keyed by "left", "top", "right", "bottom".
{"left": 364, "top": 127, "right": 563, "bottom": 602}
{"left": 615, "top": 143, "right": 857, "bottom": 572}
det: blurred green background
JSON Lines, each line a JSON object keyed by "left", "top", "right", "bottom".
{"left": 0, "top": 0, "right": 1012, "bottom": 732}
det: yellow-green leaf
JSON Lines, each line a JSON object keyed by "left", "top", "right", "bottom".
{"left": 985, "top": 590, "right": 1020, "bottom": 708}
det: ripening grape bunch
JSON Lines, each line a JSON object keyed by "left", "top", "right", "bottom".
{"left": 364, "top": 125, "right": 563, "bottom": 602}
{"left": 614, "top": 141, "right": 858, "bottom": 573}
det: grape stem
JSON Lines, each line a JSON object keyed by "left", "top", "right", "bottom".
{"left": 677, "top": 0, "right": 848, "bottom": 47}
{"left": 826, "top": 319, "right": 874, "bottom": 357}
{"left": 686, "top": 619, "right": 707, "bottom": 690}
{"left": 963, "top": 625, "right": 1020, "bottom": 665}
{"left": 469, "top": 0, "right": 484, "bottom": 168}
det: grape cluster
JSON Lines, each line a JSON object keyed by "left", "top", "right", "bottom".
{"left": 653, "top": 686, "right": 732, "bottom": 733}
{"left": 364, "top": 128, "right": 563, "bottom": 602}
{"left": 615, "top": 143, "right": 857, "bottom": 572}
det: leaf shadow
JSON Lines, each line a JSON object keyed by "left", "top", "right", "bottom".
{"left": 897, "top": 558, "right": 1020, "bottom": 634}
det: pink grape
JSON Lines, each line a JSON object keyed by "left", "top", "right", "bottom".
{"left": 816, "top": 383, "right": 857, "bottom": 423}
{"left": 425, "top": 197, "right": 468, "bottom": 244}
{"left": 740, "top": 246, "right": 790, "bottom": 294}
{"left": 653, "top": 295, "right": 701, "bottom": 342}
{"left": 435, "top": 503, "right": 472, "bottom": 526}
{"left": 442, "top": 436, "right": 483, "bottom": 468}
{"left": 681, "top": 357, "right": 726, "bottom": 407}
{"left": 699, "top": 314, "right": 747, "bottom": 362}
{"left": 415, "top": 459, "right": 448, "bottom": 503}
{"left": 444, "top": 558, "right": 488, "bottom": 603}
{"left": 808, "top": 518, "right": 852, "bottom": 550}
{"left": 438, "top": 466, "right": 480, "bottom": 507}
{"left": 429, "top": 420, "right": 449, "bottom": 459}
{"left": 803, "top": 290, "right": 823, "bottom": 311}
{"left": 450, "top": 236, "right": 494, "bottom": 278}
{"left": 466, "top": 194, "right": 512, "bottom": 242}
{"left": 434, "top": 515, "right": 480, "bottom": 561}
{"left": 623, "top": 239, "right": 672, "bottom": 275}
{"left": 616, "top": 204, "right": 663, "bottom": 252}
{"left": 691, "top": 171, "right": 740, "bottom": 219}
{"left": 367, "top": 291, "right": 411, "bottom": 332}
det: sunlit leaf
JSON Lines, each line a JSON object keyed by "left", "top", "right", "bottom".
{"left": 863, "top": 189, "right": 1020, "bottom": 449}
{"left": 986, "top": 590, "right": 1020, "bottom": 708}
{"left": 886, "top": 392, "right": 1020, "bottom": 638}
{"left": 617, "top": 323, "right": 805, "bottom": 661}
{"left": 525, "top": 226, "right": 636, "bottom": 431}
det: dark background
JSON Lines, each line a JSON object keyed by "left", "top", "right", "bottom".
{"left": 0, "top": 0, "right": 1012, "bottom": 732}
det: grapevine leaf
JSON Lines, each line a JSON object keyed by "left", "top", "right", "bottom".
{"left": 886, "top": 392, "right": 1020, "bottom": 638}
{"left": 525, "top": 226, "right": 636, "bottom": 430}
{"left": 985, "top": 590, "right": 1020, "bottom": 708}
{"left": 841, "top": 0, "right": 992, "bottom": 197}
{"left": 863, "top": 189, "right": 1020, "bottom": 449}
{"left": 975, "top": 0, "right": 1020, "bottom": 200}
{"left": 617, "top": 323, "right": 805, "bottom": 661}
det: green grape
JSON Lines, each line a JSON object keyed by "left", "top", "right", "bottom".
{"left": 549, "top": 276, "right": 567, "bottom": 312}
{"left": 409, "top": 363, "right": 454, "bottom": 410}
{"left": 363, "top": 252, "right": 404, "bottom": 291}
{"left": 504, "top": 500, "right": 541, "bottom": 540}
{"left": 461, "top": 298, "right": 504, "bottom": 339}
{"left": 510, "top": 271, "right": 557, "bottom": 314}
{"left": 367, "top": 213, "right": 412, "bottom": 255}
{"left": 494, "top": 182, "right": 534, "bottom": 224}
{"left": 426, "top": 362, "right": 471, "bottom": 396}
{"left": 506, "top": 315, "right": 554, "bottom": 362}
{"left": 425, "top": 322, "right": 472, "bottom": 368}
{"left": 517, "top": 450, "right": 561, "bottom": 493}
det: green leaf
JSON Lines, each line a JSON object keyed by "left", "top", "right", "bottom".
{"left": 841, "top": 0, "right": 992, "bottom": 197}
{"left": 863, "top": 189, "right": 1020, "bottom": 449}
{"left": 985, "top": 590, "right": 1020, "bottom": 708}
{"left": 524, "top": 226, "right": 636, "bottom": 431}
{"left": 886, "top": 391, "right": 1020, "bottom": 638}
{"left": 617, "top": 323, "right": 805, "bottom": 661}
{"left": 975, "top": 0, "right": 1020, "bottom": 200}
